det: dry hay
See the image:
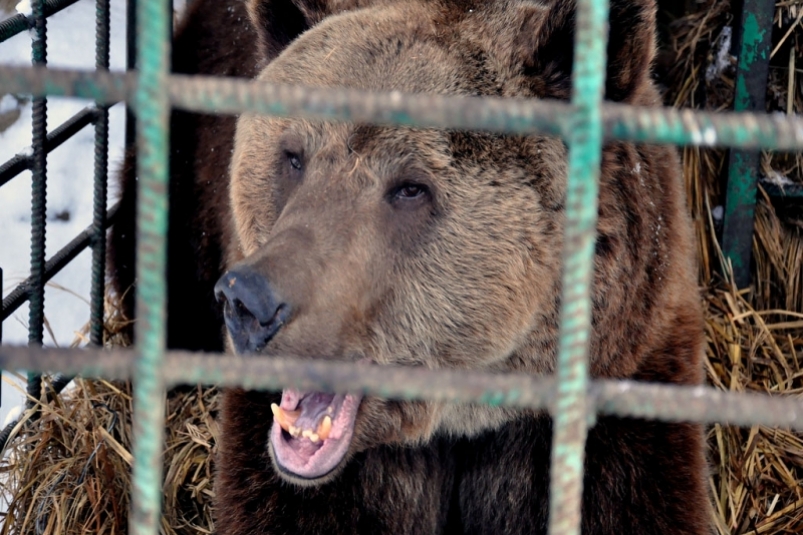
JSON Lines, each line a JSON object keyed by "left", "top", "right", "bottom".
{"left": 1, "top": 1, "right": 803, "bottom": 534}
{"left": 705, "top": 283, "right": 803, "bottom": 534}
{"left": 668, "top": 1, "right": 803, "bottom": 533}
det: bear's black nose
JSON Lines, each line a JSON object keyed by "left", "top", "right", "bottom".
{"left": 214, "top": 267, "right": 290, "bottom": 354}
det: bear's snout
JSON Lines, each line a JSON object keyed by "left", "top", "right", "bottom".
{"left": 214, "top": 267, "right": 290, "bottom": 354}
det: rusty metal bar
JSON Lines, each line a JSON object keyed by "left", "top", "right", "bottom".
{"left": 1, "top": 345, "right": 802, "bottom": 432}
{"left": 2, "top": 67, "right": 803, "bottom": 151}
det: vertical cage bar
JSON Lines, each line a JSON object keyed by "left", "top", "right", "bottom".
{"left": 720, "top": 0, "right": 775, "bottom": 288}
{"left": 1, "top": 267, "right": 3, "bottom": 404}
{"left": 90, "top": 0, "right": 111, "bottom": 346}
{"left": 547, "top": 0, "right": 608, "bottom": 533}
{"left": 27, "top": 0, "right": 48, "bottom": 405}
{"left": 128, "top": 0, "right": 170, "bottom": 531}
{"left": 125, "top": 0, "right": 137, "bottom": 150}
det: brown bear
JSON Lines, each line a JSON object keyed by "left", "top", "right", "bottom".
{"left": 110, "top": 0, "right": 710, "bottom": 533}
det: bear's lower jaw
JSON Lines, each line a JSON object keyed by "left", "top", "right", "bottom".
{"left": 269, "top": 390, "right": 362, "bottom": 484}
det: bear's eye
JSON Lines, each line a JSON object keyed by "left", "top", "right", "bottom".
{"left": 394, "top": 183, "right": 428, "bottom": 200}
{"left": 388, "top": 181, "right": 432, "bottom": 211}
{"left": 286, "top": 152, "right": 303, "bottom": 172}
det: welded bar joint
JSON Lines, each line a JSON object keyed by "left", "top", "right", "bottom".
{"left": 1, "top": 203, "right": 120, "bottom": 321}
{"left": 0, "top": 0, "right": 82, "bottom": 44}
{"left": 0, "top": 107, "right": 100, "bottom": 188}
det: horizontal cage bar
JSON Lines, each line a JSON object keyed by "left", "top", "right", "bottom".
{"left": 1, "top": 201, "right": 120, "bottom": 320}
{"left": 1, "top": 66, "right": 803, "bottom": 151}
{"left": 0, "top": 345, "right": 802, "bottom": 432}
{"left": 0, "top": 0, "right": 81, "bottom": 43}
{"left": 0, "top": 106, "right": 101, "bottom": 187}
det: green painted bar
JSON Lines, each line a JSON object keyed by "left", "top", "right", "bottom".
{"left": 547, "top": 0, "right": 608, "bottom": 533}
{"left": 4, "top": 346, "right": 803, "bottom": 432}
{"left": 128, "top": 0, "right": 170, "bottom": 531}
{"left": 721, "top": 0, "right": 775, "bottom": 288}
{"left": 1, "top": 67, "right": 803, "bottom": 151}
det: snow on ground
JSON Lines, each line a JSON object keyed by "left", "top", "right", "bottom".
{"left": 0, "top": 0, "right": 127, "bottom": 434}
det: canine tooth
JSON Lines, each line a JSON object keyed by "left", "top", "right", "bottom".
{"left": 271, "top": 403, "right": 289, "bottom": 432}
{"left": 270, "top": 403, "right": 301, "bottom": 432}
{"left": 318, "top": 416, "right": 332, "bottom": 440}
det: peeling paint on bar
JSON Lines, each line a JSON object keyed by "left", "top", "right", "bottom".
{"left": 128, "top": 0, "right": 170, "bottom": 531}
{"left": 548, "top": 0, "right": 608, "bottom": 533}
{"left": 721, "top": 0, "right": 776, "bottom": 288}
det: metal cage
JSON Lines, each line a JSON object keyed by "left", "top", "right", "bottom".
{"left": 1, "top": 0, "right": 803, "bottom": 534}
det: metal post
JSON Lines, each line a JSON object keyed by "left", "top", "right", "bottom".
{"left": 547, "top": 0, "right": 608, "bottom": 533}
{"left": 125, "top": 0, "right": 137, "bottom": 151}
{"left": 90, "top": 0, "right": 111, "bottom": 346}
{"left": 128, "top": 0, "right": 171, "bottom": 531}
{"left": 27, "top": 0, "right": 48, "bottom": 406}
{"left": 721, "top": 0, "right": 776, "bottom": 287}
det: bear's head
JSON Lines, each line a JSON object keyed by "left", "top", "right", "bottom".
{"left": 214, "top": 0, "right": 690, "bottom": 486}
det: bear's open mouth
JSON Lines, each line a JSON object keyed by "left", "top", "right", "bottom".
{"left": 269, "top": 389, "right": 362, "bottom": 480}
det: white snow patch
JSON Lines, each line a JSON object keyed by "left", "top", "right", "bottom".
{"left": 706, "top": 26, "right": 733, "bottom": 83}
{"left": 0, "top": 94, "right": 19, "bottom": 113}
{"left": 2, "top": 406, "right": 21, "bottom": 428}
{"left": 14, "top": 0, "right": 32, "bottom": 16}
{"left": 0, "top": 0, "right": 128, "bottom": 466}
{"left": 763, "top": 171, "right": 795, "bottom": 187}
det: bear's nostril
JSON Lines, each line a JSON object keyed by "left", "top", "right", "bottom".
{"left": 213, "top": 267, "right": 289, "bottom": 355}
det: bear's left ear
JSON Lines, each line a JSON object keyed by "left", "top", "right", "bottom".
{"left": 247, "top": 0, "right": 374, "bottom": 64}
{"left": 511, "top": 0, "right": 657, "bottom": 102}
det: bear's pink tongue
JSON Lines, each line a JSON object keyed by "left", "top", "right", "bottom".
{"left": 270, "top": 389, "right": 362, "bottom": 480}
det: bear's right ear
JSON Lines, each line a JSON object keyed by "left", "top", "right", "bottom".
{"left": 247, "top": 0, "right": 370, "bottom": 63}
{"left": 509, "top": 0, "right": 657, "bottom": 102}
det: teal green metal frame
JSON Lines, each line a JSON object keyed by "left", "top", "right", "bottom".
{"left": 721, "top": 0, "right": 776, "bottom": 288}
{"left": 2, "top": 0, "right": 803, "bottom": 534}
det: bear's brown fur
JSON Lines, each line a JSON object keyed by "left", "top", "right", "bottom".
{"left": 110, "top": 0, "right": 709, "bottom": 533}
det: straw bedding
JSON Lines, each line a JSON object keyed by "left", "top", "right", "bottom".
{"left": 1, "top": 1, "right": 802, "bottom": 533}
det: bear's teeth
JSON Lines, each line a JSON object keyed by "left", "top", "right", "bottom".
{"left": 317, "top": 415, "right": 332, "bottom": 440}
{"left": 271, "top": 403, "right": 330, "bottom": 442}
{"left": 301, "top": 429, "right": 320, "bottom": 443}
{"left": 271, "top": 403, "right": 301, "bottom": 433}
